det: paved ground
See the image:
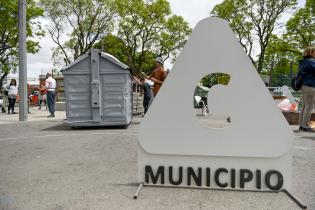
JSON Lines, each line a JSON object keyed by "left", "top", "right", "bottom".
{"left": 0, "top": 107, "right": 66, "bottom": 125}
{"left": 0, "top": 109, "right": 314, "bottom": 210}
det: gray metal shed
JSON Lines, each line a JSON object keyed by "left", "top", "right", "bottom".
{"left": 61, "top": 49, "right": 132, "bottom": 127}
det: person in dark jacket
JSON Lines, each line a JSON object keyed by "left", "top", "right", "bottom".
{"left": 140, "top": 77, "right": 153, "bottom": 114}
{"left": 299, "top": 46, "right": 315, "bottom": 132}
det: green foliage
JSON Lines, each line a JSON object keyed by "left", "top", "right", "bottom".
{"left": 41, "top": 0, "right": 190, "bottom": 74}
{"left": 94, "top": 34, "right": 157, "bottom": 74}
{"left": 306, "top": 0, "right": 315, "bottom": 14}
{"left": 159, "top": 15, "right": 191, "bottom": 63}
{"left": 134, "top": 51, "right": 156, "bottom": 74}
{"left": 211, "top": 0, "right": 297, "bottom": 73}
{"left": 94, "top": 34, "right": 129, "bottom": 64}
{"left": 263, "top": 1, "right": 315, "bottom": 86}
{"left": 0, "top": 0, "right": 44, "bottom": 85}
{"left": 200, "top": 73, "right": 230, "bottom": 87}
{"left": 284, "top": 5, "right": 315, "bottom": 49}
{"left": 41, "top": 0, "right": 116, "bottom": 66}
{"left": 114, "top": 0, "right": 191, "bottom": 75}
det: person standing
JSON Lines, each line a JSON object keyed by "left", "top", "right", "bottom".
{"left": 45, "top": 72, "right": 56, "bottom": 118}
{"left": 140, "top": 77, "right": 154, "bottom": 114}
{"left": 149, "top": 57, "right": 167, "bottom": 97}
{"left": 38, "top": 84, "right": 47, "bottom": 109}
{"left": 4, "top": 79, "right": 18, "bottom": 114}
{"left": 299, "top": 46, "right": 315, "bottom": 132}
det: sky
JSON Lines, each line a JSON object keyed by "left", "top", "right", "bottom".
{"left": 22, "top": 0, "right": 304, "bottom": 78}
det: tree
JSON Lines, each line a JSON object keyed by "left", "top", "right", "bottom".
{"left": 211, "top": 0, "right": 297, "bottom": 73}
{"left": 40, "top": 0, "right": 116, "bottom": 66}
{"left": 263, "top": 0, "right": 315, "bottom": 86}
{"left": 284, "top": 1, "right": 315, "bottom": 50}
{"left": 264, "top": 43, "right": 296, "bottom": 86}
{"left": 94, "top": 34, "right": 159, "bottom": 74}
{"left": 115, "top": 0, "right": 191, "bottom": 75}
{"left": 0, "top": 0, "right": 44, "bottom": 89}
{"left": 157, "top": 15, "right": 192, "bottom": 63}
{"left": 94, "top": 34, "right": 129, "bottom": 64}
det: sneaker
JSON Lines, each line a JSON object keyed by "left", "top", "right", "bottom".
{"left": 47, "top": 114, "right": 55, "bottom": 118}
{"left": 11, "top": 112, "right": 16, "bottom": 114}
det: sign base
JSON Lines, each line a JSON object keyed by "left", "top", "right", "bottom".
{"left": 138, "top": 144, "right": 292, "bottom": 191}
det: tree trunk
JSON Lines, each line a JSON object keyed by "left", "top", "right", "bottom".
{"left": 257, "top": 48, "right": 266, "bottom": 73}
{"left": 269, "top": 60, "right": 275, "bottom": 87}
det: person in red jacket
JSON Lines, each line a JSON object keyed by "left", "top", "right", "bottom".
{"left": 149, "top": 57, "right": 167, "bottom": 97}
{"left": 38, "top": 84, "right": 47, "bottom": 109}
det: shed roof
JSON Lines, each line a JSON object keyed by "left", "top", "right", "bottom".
{"left": 100, "top": 52, "right": 129, "bottom": 70}
{"left": 61, "top": 49, "right": 129, "bottom": 72}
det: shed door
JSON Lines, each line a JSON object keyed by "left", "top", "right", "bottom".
{"left": 101, "top": 73, "right": 128, "bottom": 121}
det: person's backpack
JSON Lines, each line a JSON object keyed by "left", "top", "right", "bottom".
{"left": 291, "top": 64, "right": 303, "bottom": 91}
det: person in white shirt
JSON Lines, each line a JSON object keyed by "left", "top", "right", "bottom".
{"left": 45, "top": 72, "right": 56, "bottom": 117}
{"left": 4, "top": 79, "right": 18, "bottom": 114}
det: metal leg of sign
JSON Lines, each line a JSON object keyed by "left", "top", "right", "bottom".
{"left": 134, "top": 184, "right": 307, "bottom": 209}
{"left": 143, "top": 183, "right": 282, "bottom": 194}
{"left": 282, "top": 189, "right": 307, "bottom": 209}
{"left": 133, "top": 182, "right": 144, "bottom": 199}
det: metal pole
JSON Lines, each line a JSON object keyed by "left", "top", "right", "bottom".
{"left": 133, "top": 182, "right": 144, "bottom": 199}
{"left": 18, "top": 0, "right": 28, "bottom": 121}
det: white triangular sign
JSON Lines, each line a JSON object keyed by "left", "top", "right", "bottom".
{"left": 138, "top": 18, "right": 293, "bottom": 190}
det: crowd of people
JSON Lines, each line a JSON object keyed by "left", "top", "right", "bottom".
{"left": 133, "top": 57, "right": 169, "bottom": 115}
{"left": 2, "top": 72, "right": 56, "bottom": 118}
{"left": 1, "top": 47, "right": 314, "bottom": 132}
{"left": 136, "top": 48, "right": 315, "bottom": 133}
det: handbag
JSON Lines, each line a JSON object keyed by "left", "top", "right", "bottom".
{"left": 291, "top": 64, "right": 303, "bottom": 91}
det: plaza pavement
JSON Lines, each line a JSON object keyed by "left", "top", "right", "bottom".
{"left": 0, "top": 108, "right": 314, "bottom": 210}
{"left": 0, "top": 107, "right": 66, "bottom": 125}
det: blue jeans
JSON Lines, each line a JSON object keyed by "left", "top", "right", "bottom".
{"left": 47, "top": 91, "right": 56, "bottom": 114}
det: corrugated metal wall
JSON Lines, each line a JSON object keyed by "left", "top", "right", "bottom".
{"left": 62, "top": 50, "right": 132, "bottom": 127}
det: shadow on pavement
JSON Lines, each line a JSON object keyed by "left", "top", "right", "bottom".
{"left": 41, "top": 123, "right": 131, "bottom": 131}
{"left": 301, "top": 136, "right": 315, "bottom": 141}
{"left": 41, "top": 123, "right": 72, "bottom": 131}
{"left": 40, "top": 116, "right": 143, "bottom": 131}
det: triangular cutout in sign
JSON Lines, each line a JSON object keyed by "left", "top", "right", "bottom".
{"left": 138, "top": 17, "right": 293, "bottom": 158}
{"left": 137, "top": 18, "right": 293, "bottom": 191}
